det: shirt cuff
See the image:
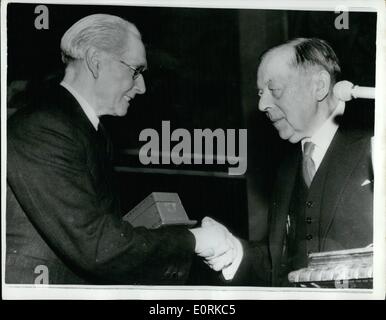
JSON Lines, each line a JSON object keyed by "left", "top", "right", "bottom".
{"left": 222, "top": 236, "right": 243, "bottom": 280}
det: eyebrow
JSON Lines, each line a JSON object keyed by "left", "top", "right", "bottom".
{"left": 267, "top": 79, "right": 283, "bottom": 87}
{"left": 121, "top": 60, "right": 147, "bottom": 70}
{"left": 256, "top": 79, "right": 271, "bottom": 89}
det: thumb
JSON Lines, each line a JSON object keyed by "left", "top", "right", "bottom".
{"left": 202, "top": 216, "right": 217, "bottom": 227}
{"left": 198, "top": 247, "right": 215, "bottom": 258}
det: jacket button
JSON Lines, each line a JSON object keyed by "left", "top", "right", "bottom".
{"left": 305, "top": 217, "right": 312, "bottom": 224}
{"left": 306, "top": 201, "right": 314, "bottom": 208}
{"left": 306, "top": 234, "right": 313, "bottom": 240}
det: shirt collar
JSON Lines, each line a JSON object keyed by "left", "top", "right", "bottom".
{"left": 60, "top": 81, "right": 99, "bottom": 131}
{"left": 301, "top": 101, "right": 345, "bottom": 169}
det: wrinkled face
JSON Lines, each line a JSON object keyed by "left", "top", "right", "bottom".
{"left": 257, "top": 47, "right": 319, "bottom": 143}
{"left": 95, "top": 34, "right": 147, "bottom": 116}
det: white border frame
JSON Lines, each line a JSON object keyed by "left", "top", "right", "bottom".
{"left": 1, "top": 0, "right": 385, "bottom": 300}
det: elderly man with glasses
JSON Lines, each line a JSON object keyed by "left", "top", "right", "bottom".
{"left": 6, "top": 14, "right": 234, "bottom": 285}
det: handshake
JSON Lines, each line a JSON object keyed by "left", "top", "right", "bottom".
{"left": 189, "top": 217, "right": 243, "bottom": 280}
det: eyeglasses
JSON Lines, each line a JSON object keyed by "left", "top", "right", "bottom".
{"left": 119, "top": 60, "right": 146, "bottom": 80}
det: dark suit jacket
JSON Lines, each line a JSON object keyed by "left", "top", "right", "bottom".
{"left": 6, "top": 85, "right": 195, "bottom": 285}
{"left": 232, "top": 121, "right": 373, "bottom": 287}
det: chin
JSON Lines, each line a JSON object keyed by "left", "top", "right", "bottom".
{"left": 287, "top": 132, "right": 307, "bottom": 144}
{"left": 288, "top": 136, "right": 302, "bottom": 144}
{"left": 277, "top": 130, "right": 300, "bottom": 144}
{"left": 114, "top": 106, "right": 129, "bottom": 117}
{"left": 117, "top": 110, "right": 128, "bottom": 117}
{"left": 278, "top": 129, "right": 292, "bottom": 141}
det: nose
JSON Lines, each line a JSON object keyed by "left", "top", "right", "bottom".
{"left": 134, "top": 74, "right": 146, "bottom": 94}
{"left": 258, "top": 90, "right": 271, "bottom": 112}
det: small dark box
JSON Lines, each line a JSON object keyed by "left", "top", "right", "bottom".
{"left": 123, "top": 192, "right": 197, "bottom": 229}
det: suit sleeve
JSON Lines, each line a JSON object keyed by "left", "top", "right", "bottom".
{"left": 7, "top": 113, "right": 195, "bottom": 284}
{"left": 219, "top": 239, "right": 271, "bottom": 286}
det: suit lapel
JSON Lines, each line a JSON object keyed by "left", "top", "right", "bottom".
{"left": 319, "top": 128, "right": 370, "bottom": 246}
{"left": 57, "top": 85, "right": 98, "bottom": 140}
{"left": 269, "top": 145, "right": 301, "bottom": 272}
{"left": 57, "top": 85, "right": 109, "bottom": 181}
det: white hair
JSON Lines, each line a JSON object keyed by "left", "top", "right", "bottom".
{"left": 60, "top": 14, "right": 140, "bottom": 64}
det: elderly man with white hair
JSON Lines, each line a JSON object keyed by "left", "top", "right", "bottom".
{"left": 6, "top": 14, "right": 234, "bottom": 285}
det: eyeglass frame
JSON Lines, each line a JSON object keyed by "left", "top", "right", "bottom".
{"left": 118, "top": 60, "right": 146, "bottom": 80}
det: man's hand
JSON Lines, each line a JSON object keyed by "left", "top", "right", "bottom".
{"left": 190, "top": 217, "right": 232, "bottom": 259}
{"left": 191, "top": 217, "right": 243, "bottom": 280}
{"left": 190, "top": 217, "right": 243, "bottom": 278}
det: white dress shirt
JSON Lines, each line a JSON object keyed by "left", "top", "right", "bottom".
{"left": 222, "top": 101, "right": 346, "bottom": 281}
{"left": 60, "top": 81, "right": 100, "bottom": 130}
{"left": 301, "top": 101, "right": 345, "bottom": 171}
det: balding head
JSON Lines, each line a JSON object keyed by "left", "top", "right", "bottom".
{"left": 260, "top": 38, "right": 341, "bottom": 86}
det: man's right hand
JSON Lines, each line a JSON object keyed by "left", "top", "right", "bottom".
{"left": 190, "top": 217, "right": 243, "bottom": 279}
{"left": 189, "top": 217, "right": 232, "bottom": 259}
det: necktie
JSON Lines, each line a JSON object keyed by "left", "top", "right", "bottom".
{"left": 302, "top": 141, "right": 316, "bottom": 187}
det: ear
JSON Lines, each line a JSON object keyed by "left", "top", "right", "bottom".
{"left": 314, "top": 70, "right": 331, "bottom": 102}
{"left": 84, "top": 47, "right": 100, "bottom": 79}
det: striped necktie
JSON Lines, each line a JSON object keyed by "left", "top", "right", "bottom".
{"left": 302, "top": 141, "right": 316, "bottom": 187}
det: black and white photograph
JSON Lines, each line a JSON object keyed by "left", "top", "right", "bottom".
{"left": 1, "top": 0, "right": 385, "bottom": 300}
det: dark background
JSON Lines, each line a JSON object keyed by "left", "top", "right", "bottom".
{"left": 7, "top": 3, "right": 376, "bottom": 284}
